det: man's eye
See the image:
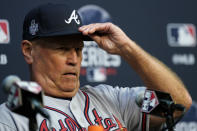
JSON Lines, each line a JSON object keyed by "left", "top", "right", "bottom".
{"left": 75, "top": 48, "right": 82, "bottom": 51}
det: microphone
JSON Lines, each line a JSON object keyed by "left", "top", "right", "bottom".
{"left": 135, "top": 89, "right": 185, "bottom": 117}
{"left": 1, "top": 75, "right": 49, "bottom": 119}
{"left": 88, "top": 125, "right": 104, "bottom": 131}
{"left": 136, "top": 89, "right": 186, "bottom": 131}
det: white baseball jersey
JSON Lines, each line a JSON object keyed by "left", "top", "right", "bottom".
{"left": 0, "top": 84, "right": 149, "bottom": 131}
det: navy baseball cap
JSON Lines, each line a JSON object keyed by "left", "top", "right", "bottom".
{"left": 22, "top": 3, "right": 91, "bottom": 41}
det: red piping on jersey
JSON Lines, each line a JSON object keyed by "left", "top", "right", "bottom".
{"left": 82, "top": 91, "right": 93, "bottom": 125}
{"left": 113, "top": 115, "right": 127, "bottom": 131}
{"left": 44, "top": 106, "right": 80, "bottom": 129}
{"left": 113, "top": 115, "right": 123, "bottom": 129}
{"left": 142, "top": 113, "right": 147, "bottom": 131}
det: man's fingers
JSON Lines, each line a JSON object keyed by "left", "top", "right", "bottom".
{"left": 79, "top": 23, "right": 112, "bottom": 35}
{"left": 82, "top": 26, "right": 97, "bottom": 35}
{"left": 89, "top": 34, "right": 101, "bottom": 44}
{"left": 79, "top": 23, "right": 100, "bottom": 35}
{"left": 79, "top": 23, "right": 98, "bottom": 32}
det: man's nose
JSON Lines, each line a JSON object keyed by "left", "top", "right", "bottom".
{"left": 67, "top": 49, "right": 78, "bottom": 65}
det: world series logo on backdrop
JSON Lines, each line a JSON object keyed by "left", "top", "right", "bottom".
{"left": 78, "top": 4, "right": 122, "bottom": 83}
{"left": 81, "top": 41, "right": 121, "bottom": 82}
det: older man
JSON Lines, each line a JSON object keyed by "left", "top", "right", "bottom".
{"left": 0, "top": 3, "right": 192, "bottom": 131}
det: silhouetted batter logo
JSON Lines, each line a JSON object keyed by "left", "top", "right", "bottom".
{"left": 167, "top": 23, "right": 196, "bottom": 47}
{"left": 0, "top": 19, "right": 10, "bottom": 44}
{"left": 86, "top": 67, "right": 107, "bottom": 82}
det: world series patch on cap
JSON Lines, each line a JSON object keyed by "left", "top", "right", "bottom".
{"left": 22, "top": 3, "right": 91, "bottom": 41}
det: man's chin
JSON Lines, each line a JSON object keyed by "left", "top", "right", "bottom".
{"left": 60, "top": 84, "right": 79, "bottom": 92}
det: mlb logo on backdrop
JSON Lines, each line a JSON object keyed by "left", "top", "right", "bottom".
{"left": 0, "top": 19, "right": 10, "bottom": 44}
{"left": 86, "top": 67, "right": 107, "bottom": 82}
{"left": 167, "top": 23, "right": 196, "bottom": 47}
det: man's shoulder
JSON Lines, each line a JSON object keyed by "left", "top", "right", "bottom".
{"left": 80, "top": 84, "right": 145, "bottom": 94}
{"left": 0, "top": 103, "right": 17, "bottom": 130}
{"left": 81, "top": 84, "right": 113, "bottom": 90}
{"left": 80, "top": 84, "right": 145, "bottom": 101}
{"left": 0, "top": 103, "right": 12, "bottom": 120}
{"left": 80, "top": 84, "right": 117, "bottom": 99}
{"left": 80, "top": 84, "right": 115, "bottom": 95}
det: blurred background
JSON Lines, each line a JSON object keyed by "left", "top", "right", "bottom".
{"left": 0, "top": 0, "right": 196, "bottom": 129}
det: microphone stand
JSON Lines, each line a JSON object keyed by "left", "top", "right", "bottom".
{"left": 163, "top": 108, "right": 174, "bottom": 131}
{"left": 140, "top": 90, "right": 185, "bottom": 131}
{"left": 160, "top": 100, "right": 185, "bottom": 131}
{"left": 28, "top": 99, "right": 50, "bottom": 131}
{"left": 29, "top": 111, "right": 38, "bottom": 131}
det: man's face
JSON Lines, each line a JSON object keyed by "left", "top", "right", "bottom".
{"left": 29, "top": 36, "right": 84, "bottom": 98}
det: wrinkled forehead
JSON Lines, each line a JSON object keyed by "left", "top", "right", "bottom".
{"left": 33, "top": 35, "right": 84, "bottom": 48}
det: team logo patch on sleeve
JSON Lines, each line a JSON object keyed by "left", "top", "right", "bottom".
{"left": 141, "top": 90, "right": 159, "bottom": 113}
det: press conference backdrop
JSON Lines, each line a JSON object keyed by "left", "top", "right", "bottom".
{"left": 0, "top": 0, "right": 196, "bottom": 124}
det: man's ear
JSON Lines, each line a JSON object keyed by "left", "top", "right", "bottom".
{"left": 21, "top": 40, "right": 34, "bottom": 64}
